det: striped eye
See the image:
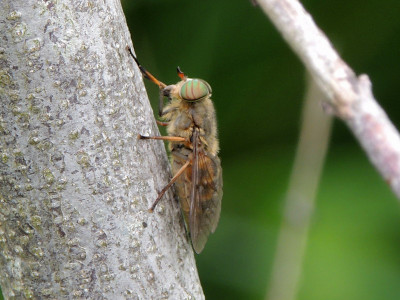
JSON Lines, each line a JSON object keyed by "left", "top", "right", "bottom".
{"left": 179, "top": 79, "right": 212, "bottom": 101}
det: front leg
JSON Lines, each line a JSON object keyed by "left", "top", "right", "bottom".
{"left": 159, "top": 85, "right": 175, "bottom": 117}
{"left": 156, "top": 120, "right": 169, "bottom": 127}
{"left": 138, "top": 135, "right": 186, "bottom": 142}
{"left": 158, "top": 89, "right": 165, "bottom": 117}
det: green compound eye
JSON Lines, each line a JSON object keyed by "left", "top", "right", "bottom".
{"left": 179, "top": 79, "right": 212, "bottom": 101}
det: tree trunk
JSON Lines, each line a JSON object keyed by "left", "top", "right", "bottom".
{"left": 0, "top": 1, "right": 204, "bottom": 299}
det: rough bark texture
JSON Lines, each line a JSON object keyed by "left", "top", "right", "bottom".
{"left": 0, "top": 1, "right": 203, "bottom": 299}
{"left": 257, "top": 0, "right": 400, "bottom": 200}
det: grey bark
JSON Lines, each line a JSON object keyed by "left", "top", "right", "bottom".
{"left": 0, "top": 1, "right": 203, "bottom": 299}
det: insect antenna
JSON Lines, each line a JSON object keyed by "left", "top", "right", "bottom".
{"left": 176, "top": 66, "right": 187, "bottom": 81}
{"left": 126, "top": 46, "right": 166, "bottom": 88}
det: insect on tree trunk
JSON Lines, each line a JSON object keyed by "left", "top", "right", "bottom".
{"left": 0, "top": 0, "right": 204, "bottom": 299}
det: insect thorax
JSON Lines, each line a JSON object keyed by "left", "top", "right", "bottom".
{"left": 164, "top": 97, "right": 219, "bottom": 156}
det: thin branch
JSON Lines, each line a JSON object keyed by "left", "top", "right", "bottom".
{"left": 257, "top": 0, "right": 400, "bottom": 199}
{"left": 266, "top": 77, "right": 332, "bottom": 300}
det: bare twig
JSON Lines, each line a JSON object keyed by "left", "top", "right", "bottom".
{"left": 257, "top": 0, "right": 400, "bottom": 199}
{"left": 266, "top": 77, "right": 332, "bottom": 300}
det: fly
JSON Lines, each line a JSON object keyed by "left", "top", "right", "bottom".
{"left": 127, "top": 46, "right": 223, "bottom": 253}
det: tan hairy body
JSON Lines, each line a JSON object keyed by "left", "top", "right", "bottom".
{"left": 128, "top": 46, "right": 222, "bottom": 253}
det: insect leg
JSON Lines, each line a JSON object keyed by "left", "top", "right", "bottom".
{"left": 127, "top": 46, "right": 166, "bottom": 89}
{"left": 148, "top": 160, "right": 191, "bottom": 212}
{"left": 159, "top": 89, "right": 164, "bottom": 117}
{"left": 156, "top": 120, "right": 169, "bottom": 126}
{"left": 138, "top": 135, "right": 186, "bottom": 142}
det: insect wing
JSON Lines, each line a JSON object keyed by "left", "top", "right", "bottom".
{"left": 189, "top": 132, "right": 223, "bottom": 253}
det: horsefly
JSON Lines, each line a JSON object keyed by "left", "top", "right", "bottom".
{"left": 127, "top": 46, "right": 222, "bottom": 253}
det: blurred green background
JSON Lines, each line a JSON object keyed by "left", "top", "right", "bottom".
{"left": 122, "top": 0, "right": 400, "bottom": 299}
{"left": 1, "top": 1, "right": 399, "bottom": 299}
